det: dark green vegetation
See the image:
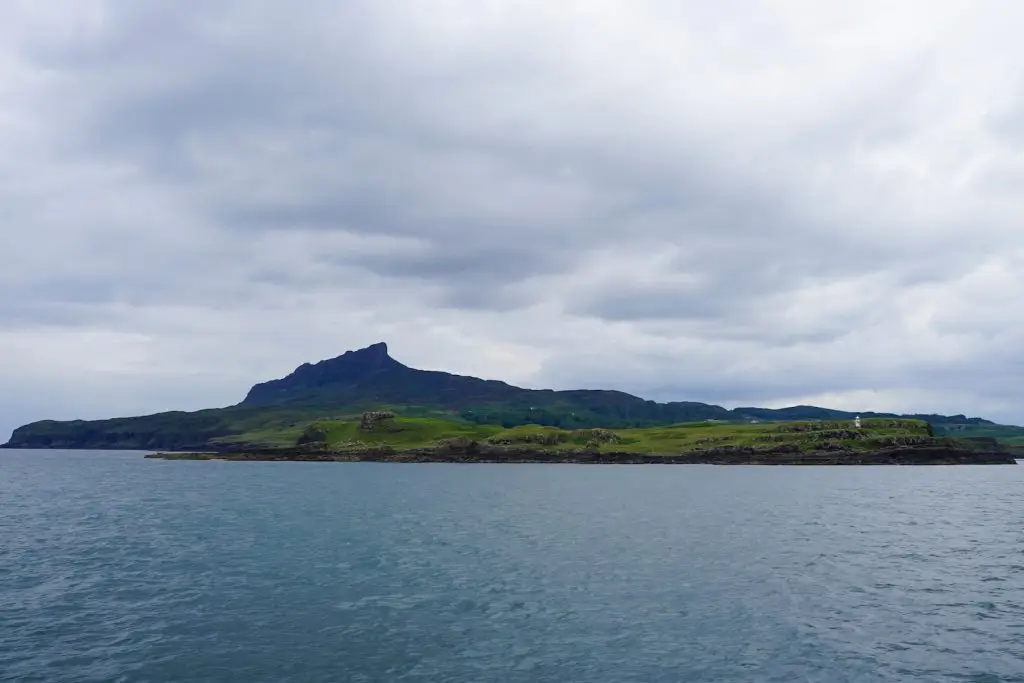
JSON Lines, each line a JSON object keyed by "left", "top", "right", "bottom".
{"left": 930, "top": 422, "right": 1024, "bottom": 458}
{"left": 4, "top": 342, "right": 1020, "bottom": 459}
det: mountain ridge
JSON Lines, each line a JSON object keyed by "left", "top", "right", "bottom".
{"left": 3, "top": 342, "right": 1011, "bottom": 451}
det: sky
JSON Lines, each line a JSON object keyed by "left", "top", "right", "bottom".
{"left": 3, "top": 1, "right": 1024, "bottom": 439}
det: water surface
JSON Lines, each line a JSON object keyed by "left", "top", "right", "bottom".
{"left": 2, "top": 450, "right": 1023, "bottom": 682}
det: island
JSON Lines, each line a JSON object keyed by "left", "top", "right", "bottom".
{"left": 6, "top": 342, "right": 1020, "bottom": 465}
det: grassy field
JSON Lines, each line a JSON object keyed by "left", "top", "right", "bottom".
{"left": 257, "top": 414, "right": 941, "bottom": 454}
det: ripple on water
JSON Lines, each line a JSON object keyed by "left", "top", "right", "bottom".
{"left": 2, "top": 453, "right": 1024, "bottom": 682}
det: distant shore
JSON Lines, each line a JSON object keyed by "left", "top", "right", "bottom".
{"left": 145, "top": 444, "right": 1017, "bottom": 465}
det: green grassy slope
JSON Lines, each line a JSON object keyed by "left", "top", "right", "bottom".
{"left": 285, "top": 415, "right": 944, "bottom": 455}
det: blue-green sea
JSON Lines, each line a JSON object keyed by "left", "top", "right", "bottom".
{"left": 2, "top": 450, "right": 1024, "bottom": 682}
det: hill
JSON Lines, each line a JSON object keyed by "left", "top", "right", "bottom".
{"left": 2, "top": 342, "right": 1015, "bottom": 452}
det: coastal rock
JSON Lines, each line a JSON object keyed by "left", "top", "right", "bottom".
{"left": 571, "top": 429, "right": 621, "bottom": 444}
{"left": 435, "top": 437, "right": 480, "bottom": 454}
{"left": 146, "top": 441, "right": 1017, "bottom": 466}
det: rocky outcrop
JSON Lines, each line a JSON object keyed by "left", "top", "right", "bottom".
{"left": 146, "top": 443, "right": 1017, "bottom": 465}
{"left": 296, "top": 425, "right": 328, "bottom": 446}
{"left": 359, "top": 411, "right": 395, "bottom": 430}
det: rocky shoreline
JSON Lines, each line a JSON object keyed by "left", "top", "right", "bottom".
{"left": 145, "top": 443, "right": 1018, "bottom": 465}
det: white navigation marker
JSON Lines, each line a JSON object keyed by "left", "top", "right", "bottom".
{"left": 854, "top": 415, "right": 862, "bottom": 428}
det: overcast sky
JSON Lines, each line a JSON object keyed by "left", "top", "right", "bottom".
{"left": 3, "top": 1, "right": 1024, "bottom": 439}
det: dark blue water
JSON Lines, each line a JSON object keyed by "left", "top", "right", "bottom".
{"left": 2, "top": 451, "right": 1024, "bottom": 682}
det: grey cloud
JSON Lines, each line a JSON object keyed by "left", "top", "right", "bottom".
{"left": 3, "top": 0, "right": 1024, "bottom": 436}
{"left": 577, "top": 283, "right": 734, "bottom": 323}
{"left": 348, "top": 240, "right": 558, "bottom": 278}
{"left": 329, "top": 242, "right": 568, "bottom": 311}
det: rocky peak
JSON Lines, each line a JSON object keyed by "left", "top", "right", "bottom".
{"left": 304, "top": 341, "right": 402, "bottom": 375}
{"left": 241, "top": 342, "right": 405, "bottom": 405}
{"left": 348, "top": 341, "right": 391, "bottom": 365}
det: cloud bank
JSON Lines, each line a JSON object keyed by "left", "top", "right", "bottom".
{"left": 3, "top": 0, "right": 1024, "bottom": 437}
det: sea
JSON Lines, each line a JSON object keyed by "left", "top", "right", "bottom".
{"left": 2, "top": 450, "right": 1024, "bottom": 682}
